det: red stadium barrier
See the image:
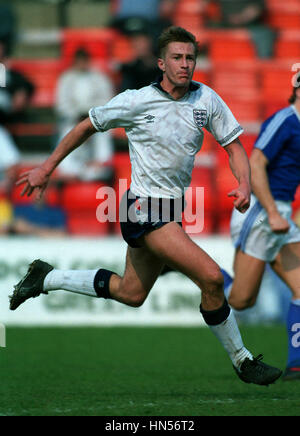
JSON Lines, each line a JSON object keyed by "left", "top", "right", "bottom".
{"left": 209, "top": 30, "right": 257, "bottom": 61}
{"left": 260, "top": 61, "right": 293, "bottom": 104}
{"left": 61, "top": 28, "right": 116, "bottom": 61}
{"left": 274, "top": 31, "right": 300, "bottom": 59}
{"left": 266, "top": 3, "right": 300, "bottom": 30}
{"left": 11, "top": 59, "right": 64, "bottom": 107}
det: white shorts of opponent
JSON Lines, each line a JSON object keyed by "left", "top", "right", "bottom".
{"left": 230, "top": 194, "right": 300, "bottom": 262}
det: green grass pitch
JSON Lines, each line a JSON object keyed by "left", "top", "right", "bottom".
{"left": 0, "top": 325, "right": 299, "bottom": 416}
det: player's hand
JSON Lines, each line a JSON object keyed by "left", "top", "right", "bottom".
{"left": 16, "top": 167, "right": 50, "bottom": 201}
{"left": 228, "top": 184, "right": 251, "bottom": 214}
{"left": 268, "top": 211, "right": 290, "bottom": 234}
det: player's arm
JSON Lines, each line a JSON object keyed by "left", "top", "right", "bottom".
{"left": 250, "top": 148, "right": 290, "bottom": 233}
{"left": 224, "top": 138, "right": 251, "bottom": 214}
{"left": 16, "top": 117, "right": 96, "bottom": 199}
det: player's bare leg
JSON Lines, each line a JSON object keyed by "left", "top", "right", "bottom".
{"left": 271, "top": 242, "right": 300, "bottom": 299}
{"left": 108, "top": 246, "right": 165, "bottom": 307}
{"left": 270, "top": 242, "right": 300, "bottom": 380}
{"left": 228, "top": 248, "right": 266, "bottom": 311}
{"left": 141, "top": 222, "right": 224, "bottom": 311}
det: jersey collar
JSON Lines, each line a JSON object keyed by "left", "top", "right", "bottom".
{"left": 151, "top": 74, "right": 200, "bottom": 99}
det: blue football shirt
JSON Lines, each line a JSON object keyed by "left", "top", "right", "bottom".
{"left": 254, "top": 105, "right": 300, "bottom": 202}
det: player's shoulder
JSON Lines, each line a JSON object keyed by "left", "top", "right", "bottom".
{"left": 190, "top": 81, "right": 224, "bottom": 102}
{"left": 264, "top": 106, "right": 295, "bottom": 128}
{"left": 255, "top": 106, "right": 296, "bottom": 147}
{"left": 190, "top": 81, "right": 212, "bottom": 96}
{"left": 118, "top": 85, "right": 157, "bottom": 102}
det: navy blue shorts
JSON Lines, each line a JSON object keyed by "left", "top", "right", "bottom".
{"left": 120, "top": 190, "right": 185, "bottom": 248}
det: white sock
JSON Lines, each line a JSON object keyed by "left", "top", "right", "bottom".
{"left": 209, "top": 309, "right": 253, "bottom": 369}
{"left": 43, "top": 269, "right": 98, "bottom": 297}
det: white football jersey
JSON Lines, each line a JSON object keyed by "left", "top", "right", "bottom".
{"left": 89, "top": 81, "right": 243, "bottom": 198}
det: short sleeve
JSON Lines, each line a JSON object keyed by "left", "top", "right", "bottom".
{"left": 206, "top": 90, "right": 244, "bottom": 147}
{"left": 89, "top": 89, "right": 136, "bottom": 132}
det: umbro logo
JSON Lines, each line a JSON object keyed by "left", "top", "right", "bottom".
{"left": 144, "top": 114, "right": 155, "bottom": 123}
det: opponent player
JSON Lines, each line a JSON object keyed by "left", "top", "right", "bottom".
{"left": 9, "top": 27, "right": 281, "bottom": 386}
{"left": 222, "top": 78, "right": 300, "bottom": 381}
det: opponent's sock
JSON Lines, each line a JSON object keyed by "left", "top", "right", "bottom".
{"left": 43, "top": 269, "right": 99, "bottom": 297}
{"left": 201, "top": 300, "right": 253, "bottom": 369}
{"left": 220, "top": 268, "right": 233, "bottom": 299}
{"left": 286, "top": 299, "right": 300, "bottom": 368}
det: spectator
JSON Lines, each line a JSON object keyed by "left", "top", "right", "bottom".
{"left": 111, "top": 0, "right": 178, "bottom": 52}
{"left": 0, "top": 41, "right": 34, "bottom": 192}
{"left": 204, "top": 0, "right": 276, "bottom": 58}
{"left": 55, "top": 48, "right": 114, "bottom": 181}
{"left": 0, "top": 1, "right": 17, "bottom": 56}
{"left": 119, "top": 29, "right": 159, "bottom": 92}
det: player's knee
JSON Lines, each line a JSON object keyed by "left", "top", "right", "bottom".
{"left": 118, "top": 281, "right": 148, "bottom": 307}
{"left": 126, "top": 292, "right": 147, "bottom": 308}
{"left": 229, "top": 294, "right": 256, "bottom": 311}
{"left": 199, "top": 268, "right": 224, "bottom": 296}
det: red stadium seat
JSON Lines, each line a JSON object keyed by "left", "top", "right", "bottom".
{"left": 111, "top": 153, "right": 131, "bottom": 234}
{"left": 211, "top": 60, "right": 260, "bottom": 99}
{"left": 260, "top": 61, "right": 293, "bottom": 105}
{"left": 201, "top": 131, "right": 217, "bottom": 153}
{"left": 11, "top": 59, "right": 64, "bottom": 107}
{"left": 215, "top": 150, "right": 239, "bottom": 233}
{"left": 66, "top": 212, "right": 109, "bottom": 236}
{"left": 11, "top": 179, "right": 61, "bottom": 207}
{"left": 221, "top": 96, "right": 262, "bottom": 122}
{"left": 62, "top": 182, "right": 111, "bottom": 235}
{"left": 10, "top": 184, "right": 33, "bottom": 205}
{"left": 266, "top": 3, "right": 300, "bottom": 30}
{"left": 262, "top": 101, "right": 287, "bottom": 119}
{"left": 173, "top": 0, "right": 204, "bottom": 28}
{"left": 266, "top": 0, "right": 300, "bottom": 7}
{"left": 193, "top": 68, "right": 211, "bottom": 86}
{"left": 182, "top": 167, "right": 216, "bottom": 236}
{"left": 240, "top": 134, "right": 257, "bottom": 157}
{"left": 274, "top": 31, "right": 300, "bottom": 59}
{"left": 211, "top": 60, "right": 262, "bottom": 122}
{"left": 62, "top": 182, "right": 106, "bottom": 210}
{"left": 113, "top": 152, "right": 131, "bottom": 186}
{"left": 61, "top": 28, "right": 116, "bottom": 62}
{"left": 111, "top": 33, "right": 135, "bottom": 63}
{"left": 209, "top": 30, "right": 256, "bottom": 61}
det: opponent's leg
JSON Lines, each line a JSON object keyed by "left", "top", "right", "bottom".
{"left": 271, "top": 242, "right": 300, "bottom": 380}
{"left": 9, "top": 246, "right": 164, "bottom": 310}
{"left": 141, "top": 222, "right": 281, "bottom": 384}
{"left": 228, "top": 248, "right": 266, "bottom": 311}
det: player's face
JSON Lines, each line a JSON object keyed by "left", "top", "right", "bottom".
{"left": 158, "top": 42, "right": 196, "bottom": 88}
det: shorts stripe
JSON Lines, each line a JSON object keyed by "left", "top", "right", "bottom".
{"left": 235, "top": 201, "right": 263, "bottom": 252}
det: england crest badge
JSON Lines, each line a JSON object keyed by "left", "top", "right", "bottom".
{"left": 193, "top": 109, "right": 207, "bottom": 128}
